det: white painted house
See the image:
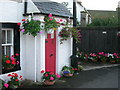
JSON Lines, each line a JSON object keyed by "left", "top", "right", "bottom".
{"left": 0, "top": 0, "right": 73, "bottom": 82}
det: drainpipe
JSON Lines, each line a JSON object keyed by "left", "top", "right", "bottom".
{"left": 24, "top": 0, "right": 28, "bottom": 15}
{"left": 70, "top": 0, "right": 79, "bottom": 74}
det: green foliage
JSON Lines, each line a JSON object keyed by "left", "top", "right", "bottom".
{"left": 22, "top": 18, "right": 42, "bottom": 37}
{"left": 87, "top": 17, "right": 118, "bottom": 27}
{"left": 44, "top": 16, "right": 59, "bottom": 32}
{"left": 59, "top": 27, "right": 81, "bottom": 44}
{"left": 62, "top": 66, "right": 74, "bottom": 74}
{"left": 42, "top": 72, "right": 60, "bottom": 81}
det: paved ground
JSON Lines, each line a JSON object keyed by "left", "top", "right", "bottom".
{"left": 17, "top": 65, "right": 120, "bottom": 89}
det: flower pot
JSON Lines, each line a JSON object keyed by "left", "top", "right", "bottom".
{"left": 43, "top": 80, "right": 55, "bottom": 85}
{"left": 92, "top": 59, "right": 97, "bottom": 62}
{"left": 110, "top": 60, "right": 116, "bottom": 63}
{"left": 4, "top": 66, "right": 14, "bottom": 70}
{"left": 63, "top": 73, "right": 73, "bottom": 77}
{"left": 101, "top": 60, "right": 106, "bottom": 63}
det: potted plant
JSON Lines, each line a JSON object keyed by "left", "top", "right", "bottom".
{"left": 89, "top": 53, "right": 98, "bottom": 62}
{"left": 2, "top": 54, "right": 20, "bottom": 70}
{"left": 44, "top": 14, "right": 60, "bottom": 33}
{"left": 61, "top": 66, "right": 74, "bottom": 77}
{"left": 1, "top": 73, "right": 22, "bottom": 89}
{"left": 42, "top": 72, "right": 60, "bottom": 85}
{"left": 21, "top": 18, "right": 42, "bottom": 37}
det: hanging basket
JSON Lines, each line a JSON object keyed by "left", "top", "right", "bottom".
{"left": 110, "top": 60, "right": 116, "bottom": 64}
{"left": 4, "top": 66, "right": 14, "bottom": 70}
{"left": 43, "top": 80, "right": 56, "bottom": 85}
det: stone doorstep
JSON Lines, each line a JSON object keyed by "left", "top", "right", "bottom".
{"left": 83, "top": 64, "right": 120, "bottom": 71}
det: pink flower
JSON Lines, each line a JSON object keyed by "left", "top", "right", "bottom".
{"left": 48, "top": 14, "right": 52, "bottom": 17}
{"left": 17, "top": 61, "right": 20, "bottom": 65}
{"left": 21, "top": 29, "right": 25, "bottom": 32}
{"left": 15, "top": 53, "right": 19, "bottom": 56}
{"left": 56, "top": 74, "right": 61, "bottom": 78}
{"left": 49, "top": 72, "right": 53, "bottom": 75}
{"left": 39, "top": 31, "right": 43, "bottom": 34}
{"left": 4, "top": 83, "right": 9, "bottom": 88}
{"left": 50, "top": 77, "right": 54, "bottom": 80}
{"left": 45, "top": 74, "right": 49, "bottom": 77}
{"left": 49, "top": 18, "right": 53, "bottom": 21}
{"left": 56, "top": 21, "right": 60, "bottom": 23}
{"left": 10, "top": 57, "right": 15, "bottom": 61}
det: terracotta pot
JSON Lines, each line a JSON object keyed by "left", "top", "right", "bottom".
{"left": 44, "top": 80, "right": 55, "bottom": 85}
{"left": 64, "top": 73, "right": 73, "bottom": 77}
{"left": 92, "top": 59, "right": 97, "bottom": 62}
{"left": 4, "top": 66, "right": 14, "bottom": 70}
{"left": 110, "top": 60, "right": 116, "bottom": 63}
{"left": 101, "top": 60, "right": 106, "bottom": 63}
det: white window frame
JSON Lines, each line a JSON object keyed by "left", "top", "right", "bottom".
{"left": 2, "top": 28, "right": 14, "bottom": 56}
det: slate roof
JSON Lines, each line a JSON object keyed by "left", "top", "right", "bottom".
{"left": 33, "top": 1, "right": 73, "bottom": 17}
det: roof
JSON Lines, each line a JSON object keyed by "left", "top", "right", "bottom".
{"left": 33, "top": 1, "right": 73, "bottom": 18}
{"left": 88, "top": 10, "right": 117, "bottom": 19}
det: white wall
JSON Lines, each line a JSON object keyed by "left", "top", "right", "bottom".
{"left": 56, "top": 26, "right": 73, "bottom": 75}
{"left": 0, "top": 0, "right": 73, "bottom": 83}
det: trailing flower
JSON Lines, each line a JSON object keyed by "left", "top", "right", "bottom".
{"left": 21, "top": 18, "right": 42, "bottom": 37}
{"left": 59, "top": 27, "right": 81, "bottom": 44}
{"left": 44, "top": 14, "right": 60, "bottom": 32}
{"left": 2, "top": 54, "right": 20, "bottom": 70}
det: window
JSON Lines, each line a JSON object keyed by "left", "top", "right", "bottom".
{"left": 2, "top": 28, "right": 14, "bottom": 56}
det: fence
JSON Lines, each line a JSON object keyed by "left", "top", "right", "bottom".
{"left": 77, "top": 27, "right": 120, "bottom": 53}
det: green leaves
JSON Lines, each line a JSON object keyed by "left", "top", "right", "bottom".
{"left": 22, "top": 19, "right": 42, "bottom": 37}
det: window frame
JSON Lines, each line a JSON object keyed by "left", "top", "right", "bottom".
{"left": 1, "top": 23, "right": 21, "bottom": 74}
{"left": 2, "top": 28, "right": 14, "bottom": 56}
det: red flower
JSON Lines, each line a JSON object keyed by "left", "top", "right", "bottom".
{"left": 56, "top": 21, "right": 60, "bottom": 23}
{"left": 74, "top": 68, "right": 78, "bottom": 70}
{"left": 45, "top": 74, "right": 49, "bottom": 77}
{"left": 12, "top": 55, "right": 15, "bottom": 57}
{"left": 49, "top": 72, "right": 53, "bottom": 75}
{"left": 20, "top": 75, "right": 22, "bottom": 78}
{"left": 6, "top": 60, "right": 11, "bottom": 64}
{"left": 15, "top": 53, "right": 19, "bottom": 56}
{"left": 18, "top": 29, "right": 21, "bottom": 32}
{"left": 14, "top": 73, "right": 18, "bottom": 77}
{"left": 11, "top": 61, "right": 16, "bottom": 65}
{"left": 17, "top": 23, "right": 21, "bottom": 26}
{"left": 40, "top": 70, "right": 45, "bottom": 73}
{"left": 22, "top": 19, "right": 26, "bottom": 21}
{"left": 8, "top": 74, "right": 12, "bottom": 76}
{"left": 6, "top": 56, "right": 9, "bottom": 58}
{"left": 15, "top": 79, "right": 19, "bottom": 81}
{"left": 60, "top": 19, "right": 63, "bottom": 21}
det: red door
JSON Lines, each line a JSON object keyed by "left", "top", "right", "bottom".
{"left": 45, "top": 31, "right": 56, "bottom": 74}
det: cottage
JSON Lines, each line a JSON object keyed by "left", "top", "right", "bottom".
{"left": 0, "top": 0, "right": 73, "bottom": 82}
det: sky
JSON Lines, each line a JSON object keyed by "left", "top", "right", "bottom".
{"left": 80, "top": 0, "right": 120, "bottom": 11}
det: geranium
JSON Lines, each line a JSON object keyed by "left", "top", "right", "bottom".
{"left": 2, "top": 54, "right": 20, "bottom": 70}
{"left": 21, "top": 17, "right": 42, "bottom": 37}
{"left": 7, "top": 73, "right": 22, "bottom": 89}
{"left": 42, "top": 72, "right": 60, "bottom": 81}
